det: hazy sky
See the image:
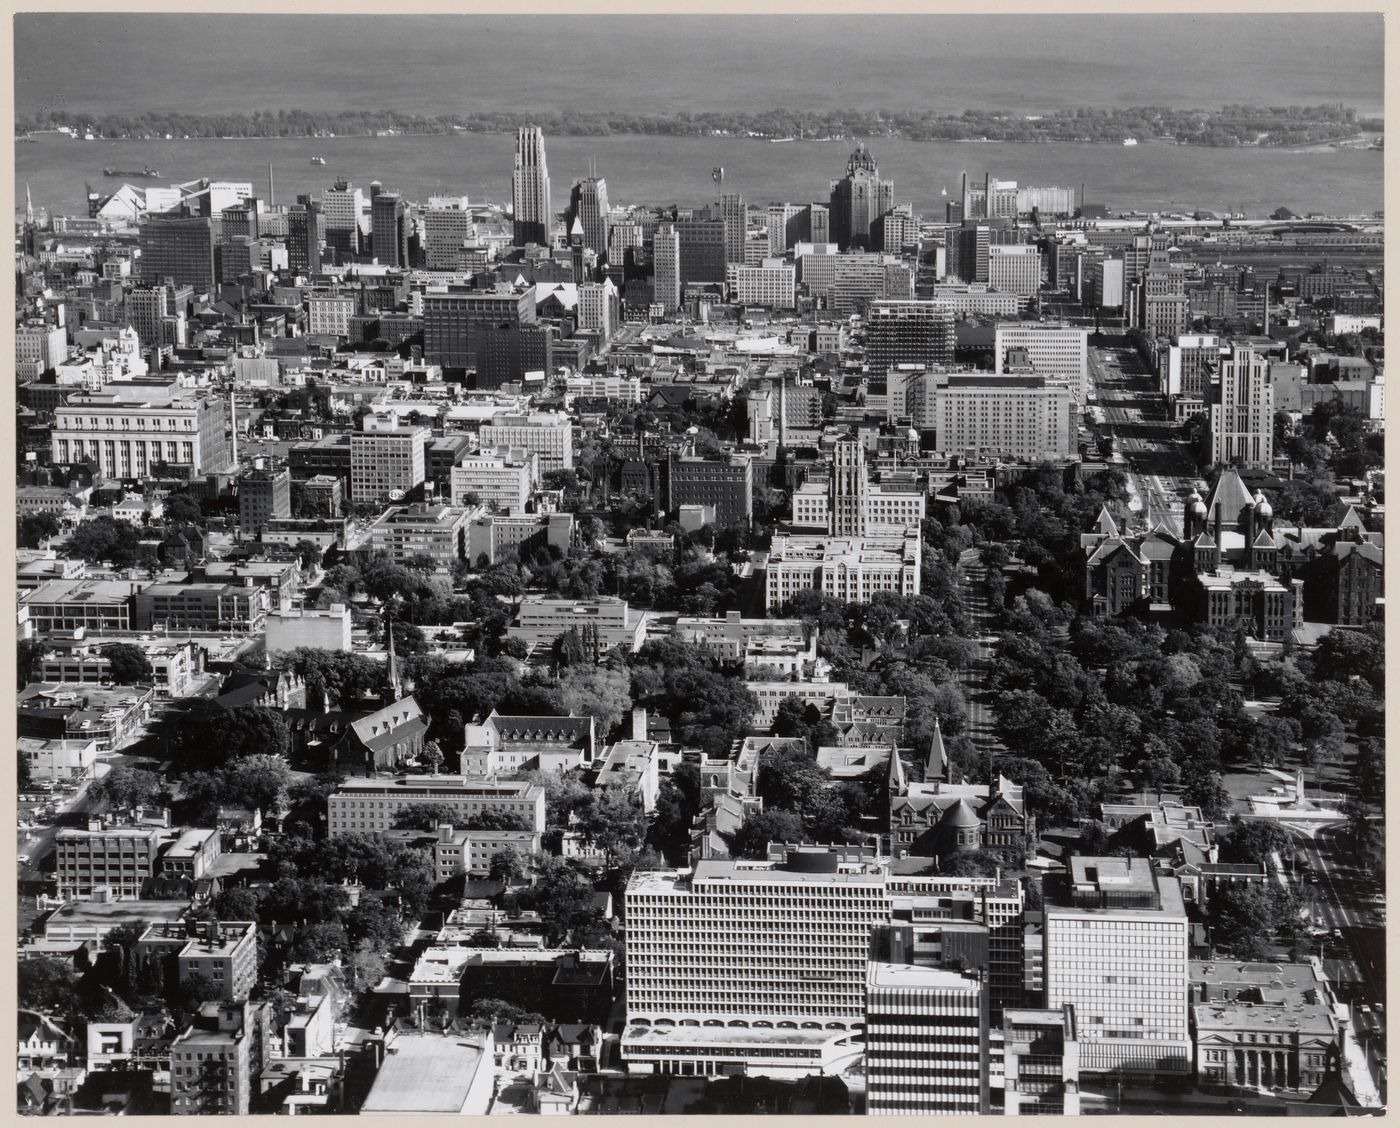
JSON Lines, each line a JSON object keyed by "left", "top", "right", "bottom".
{"left": 14, "top": 13, "right": 1386, "bottom": 119}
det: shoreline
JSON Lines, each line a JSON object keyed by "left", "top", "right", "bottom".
{"left": 15, "top": 130, "right": 1384, "bottom": 152}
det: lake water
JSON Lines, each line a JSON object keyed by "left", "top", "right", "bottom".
{"left": 18, "top": 132, "right": 1383, "bottom": 221}
{"left": 14, "top": 14, "right": 1385, "bottom": 121}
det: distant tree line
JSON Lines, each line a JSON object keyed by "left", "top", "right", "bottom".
{"left": 16, "top": 103, "right": 1370, "bottom": 147}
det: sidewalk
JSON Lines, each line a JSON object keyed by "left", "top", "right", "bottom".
{"left": 1336, "top": 1004, "right": 1386, "bottom": 1108}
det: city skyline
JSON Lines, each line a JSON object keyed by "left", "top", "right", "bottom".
{"left": 12, "top": 8, "right": 1385, "bottom": 1119}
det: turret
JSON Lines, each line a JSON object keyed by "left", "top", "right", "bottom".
{"left": 1253, "top": 489, "right": 1272, "bottom": 532}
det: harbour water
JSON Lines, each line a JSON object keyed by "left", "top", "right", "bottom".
{"left": 16, "top": 131, "right": 1383, "bottom": 221}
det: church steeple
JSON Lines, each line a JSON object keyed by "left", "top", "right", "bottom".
{"left": 886, "top": 743, "right": 908, "bottom": 796}
{"left": 384, "top": 609, "right": 401, "bottom": 700}
{"left": 926, "top": 717, "right": 949, "bottom": 782}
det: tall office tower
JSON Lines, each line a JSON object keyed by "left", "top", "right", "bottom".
{"left": 874, "top": 203, "right": 918, "bottom": 253}
{"left": 807, "top": 203, "right": 830, "bottom": 245}
{"left": 829, "top": 437, "right": 869, "bottom": 536}
{"left": 764, "top": 202, "right": 805, "bottom": 256}
{"left": 608, "top": 222, "right": 643, "bottom": 274}
{"left": 286, "top": 199, "right": 321, "bottom": 275}
{"left": 1209, "top": 344, "right": 1274, "bottom": 469}
{"left": 371, "top": 191, "right": 407, "bottom": 268}
{"left": 567, "top": 177, "right": 611, "bottom": 259}
{"left": 220, "top": 236, "right": 257, "bottom": 285}
{"left": 577, "top": 278, "right": 619, "bottom": 344}
{"left": 1139, "top": 251, "right": 1190, "bottom": 338}
{"left": 321, "top": 181, "right": 365, "bottom": 260}
{"left": 350, "top": 425, "right": 429, "bottom": 503}
{"left": 512, "top": 126, "right": 552, "bottom": 247}
{"left": 949, "top": 222, "right": 990, "bottom": 284}
{"left": 653, "top": 224, "right": 681, "bottom": 312}
{"left": 220, "top": 201, "right": 258, "bottom": 243}
{"left": 674, "top": 219, "right": 727, "bottom": 285}
{"left": 865, "top": 925, "right": 990, "bottom": 1116}
{"left": 422, "top": 286, "right": 537, "bottom": 373}
{"left": 717, "top": 192, "right": 747, "bottom": 263}
{"left": 139, "top": 215, "right": 215, "bottom": 291}
{"left": 987, "top": 244, "right": 1043, "bottom": 297}
{"left": 1161, "top": 334, "right": 1222, "bottom": 406}
{"left": 125, "top": 285, "right": 175, "bottom": 351}
{"left": 864, "top": 300, "right": 956, "bottom": 377}
{"left": 994, "top": 322, "right": 1090, "bottom": 401}
{"left": 1042, "top": 857, "right": 1190, "bottom": 1084}
{"left": 829, "top": 143, "right": 895, "bottom": 251}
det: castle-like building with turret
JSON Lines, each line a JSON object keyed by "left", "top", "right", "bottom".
{"left": 1082, "top": 469, "right": 1382, "bottom": 639}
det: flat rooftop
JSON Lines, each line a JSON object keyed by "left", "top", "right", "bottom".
{"left": 359, "top": 1033, "right": 489, "bottom": 1115}
{"left": 622, "top": 1024, "right": 851, "bottom": 1048}
{"left": 867, "top": 960, "right": 981, "bottom": 991}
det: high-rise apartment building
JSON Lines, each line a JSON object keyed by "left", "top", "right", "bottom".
{"left": 139, "top": 215, "right": 215, "bottom": 291}
{"left": 829, "top": 143, "right": 895, "bottom": 251}
{"left": 371, "top": 191, "right": 407, "bottom": 268}
{"left": 1041, "top": 857, "right": 1190, "bottom": 1082}
{"left": 1209, "top": 344, "right": 1274, "bottom": 469}
{"left": 169, "top": 1000, "right": 272, "bottom": 1116}
{"left": 865, "top": 925, "right": 990, "bottom": 1116}
{"left": 864, "top": 300, "right": 956, "bottom": 377}
{"left": 807, "top": 203, "right": 830, "bottom": 246}
{"left": 512, "top": 126, "right": 552, "bottom": 247}
{"left": 567, "top": 177, "right": 610, "bottom": 259}
{"left": 653, "top": 224, "right": 681, "bottom": 313}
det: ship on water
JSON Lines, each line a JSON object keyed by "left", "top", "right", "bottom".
{"left": 103, "top": 166, "right": 160, "bottom": 178}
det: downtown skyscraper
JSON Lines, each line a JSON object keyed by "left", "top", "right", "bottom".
{"left": 568, "top": 176, "right": 610, "bottom": 260}
{"left": 512, "top": 125, "right": 553, "bottom": 248}
{"left": 829, "top": 143, "right": 895, "bottom": 251}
